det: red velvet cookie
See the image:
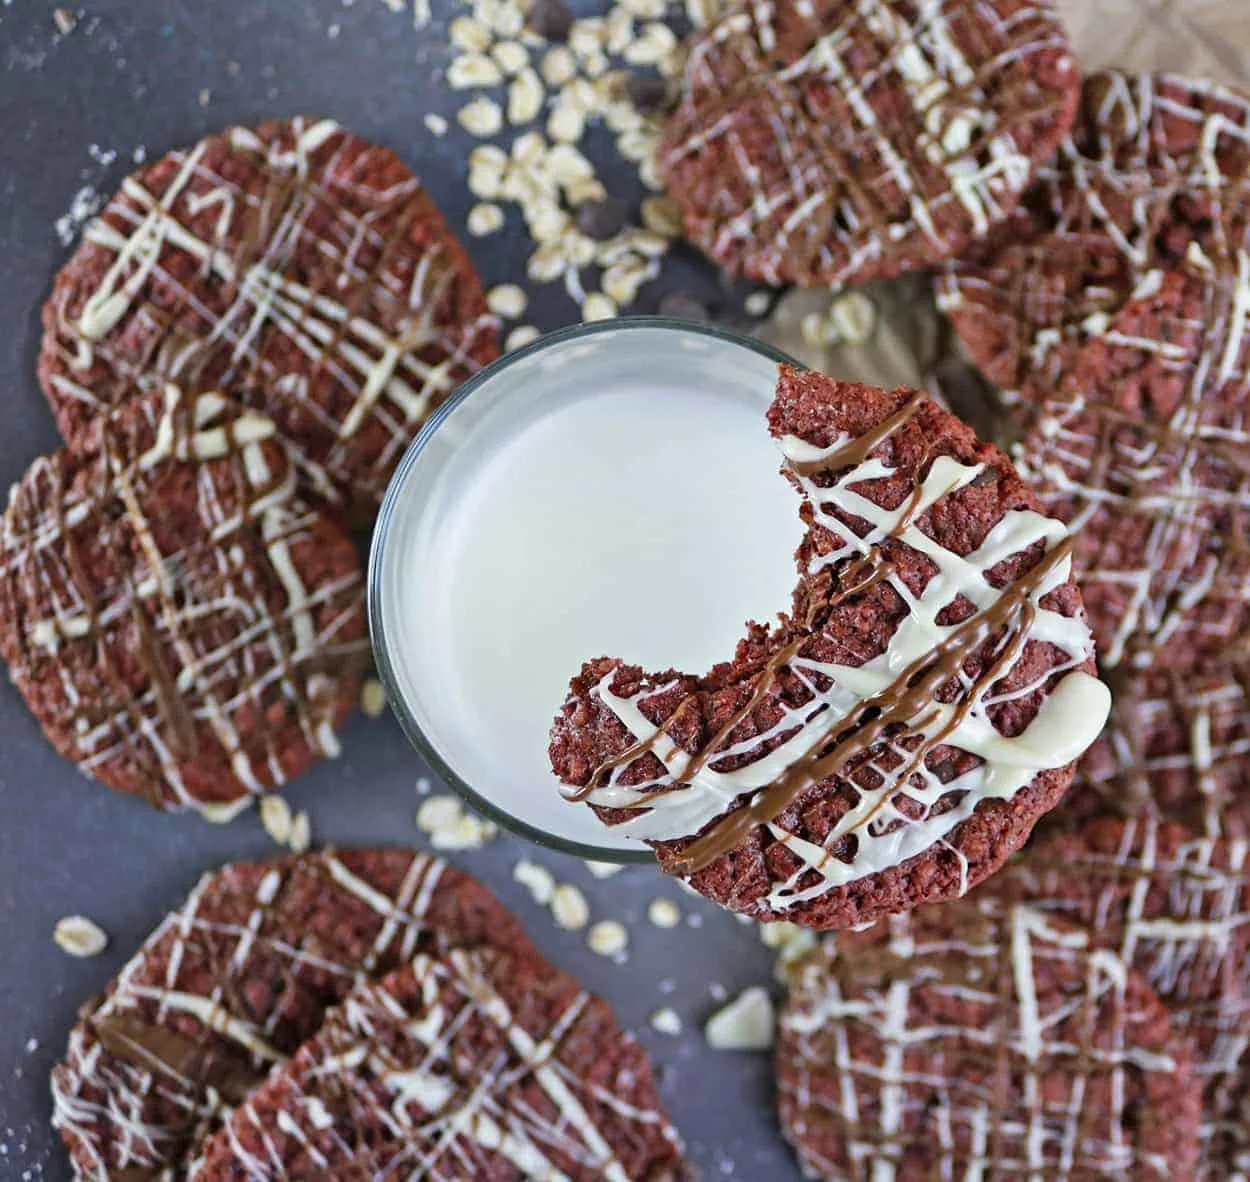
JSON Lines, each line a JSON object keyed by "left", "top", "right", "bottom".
{"left": 52, "top": 848, "right": 536, "bottom": 1182}
{"left": 0, "top": 385, "right": 365, "bottom": 813}
{"left": 1015, "top": 253, "right": 1250, "bottom": 677}
{"left": 188, "top": 947, "right": 688, "bottom": 1181}
{"left": 938, "top": 70, "right": 1250, "bottom": 410}
{"left": 776, "top": 892, "right": 1202, "bottom": 1180}
{"left": 1007, "top": 816, "right": 1250, "bottom": 1181}
{"left": 39, "top": 117, "right": 498, "bottom": 511}
{"left": 1063, "top": 665, "right": 1250, "bottom": 838}
{"left": 658, "top": 0, "right": 1079, "bottom": 288}
{"left": 549, "top": 366, "right": 1107, "bottom": 929}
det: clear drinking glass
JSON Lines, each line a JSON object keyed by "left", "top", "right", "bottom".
{"left": 368, "top": 318, "right": 795, "bottom": 861}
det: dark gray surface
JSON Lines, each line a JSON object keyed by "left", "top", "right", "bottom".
{"left": 0, "top": 2, "right": 794, "bottom": 1178}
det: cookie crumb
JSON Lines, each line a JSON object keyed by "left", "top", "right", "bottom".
{"left": 650, "top": 1007, "right": 683, "bottom": 1036}
{"left": 513, "top": 859, "right": 556, "bottom": 905}
{"left": 24, "top": 1037, "right": 39, "bottom": 1055}
{"left": 260, "top": 794, "right": 293, "bottom": 846}
{"left": 647, "top": 897, "right": 681, "bottom": 928}
{"left": 705, "top": 987, "right": 774, "bottom": 1050}
{"left": 53, "top": 7, "right": 77, "bottom": 34}
{"left": 359, "top": 678, "right": 386, "bottom": 718}
{"left": 551, "top": 883, "right": 590, "bottom": 930}
{"left": 54, "top": 915, "right": 108, "bottom": 959}
{"left": 423, "top": 113, "right": 449, "bottom": 137}
{"left": 587, "top": 919, "right": 629, "bottom": 958}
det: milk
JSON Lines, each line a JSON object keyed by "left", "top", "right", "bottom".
{"left": 374, "top": 325, "right": 801, "bottom": 854}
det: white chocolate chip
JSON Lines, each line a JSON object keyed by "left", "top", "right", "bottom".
{"left": 448, "top": 52, "right": 504, "bottom": 89}
{"left": 487, "top": 283, "right": 528, "bottom": 319}
{"left": 647, "top": 898, "right": 681, "bottom": 928}
{"left": 513, "top": 859, "right": 556, "bottom": 905}
{"left": 581, "top": 292, "right": 617, "bottom": 322}
{"left": 288, "top": 810, "right": 311, "bottom": 854}
{"left": 458, "top": 96, "right": 504, "bottom": 137}
{"left": 260, "top": 794, "right": 293, "bottom": 845}
{"left": 705, "top": 987, "right": 775, "bottom": 1051}
{"left": 54, "top": 915, "right": 108, "bottom": 959}
{"left": 587, "top": 919, "right": 629, "bottom": 958}
{"left": 359, "top": 678, "right": 387, "bottom": 718}
{"left": 745, "top": 291, "right": 772, "bottom": 317}
{"left": 467, "top": 202, "right": 505, "bottom": 237}
{"left": 551, "top": 883, "right": 590, "bottom": 930}
{"left": 650, "top": 1007, "right": 683, "bottom": 1036}
{"left": 829, "top": 290, "right": 877, "bottom": 345}
{"left": 506, "top": 325, "right": 541, "bottom": 351}
{"left": 584, "top": 860, "right": 624, "bottom": 878}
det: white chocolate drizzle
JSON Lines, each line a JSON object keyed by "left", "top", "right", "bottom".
{"left": 185, "top": 947, "right": 683, "bottom": 1181}
{"left": 45, "top": 117, "right": 496, "bottom": 506}
{"left": 779, "top": 894, "right": 1192, "bottom": 1180}
{"left": 574, "top": 391, "right": 1107, "bottom": 910}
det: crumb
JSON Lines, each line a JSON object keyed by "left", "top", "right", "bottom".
{"left": 705, "top": 987, "right": 775, "bottom": 1051}
{"left": 650, "top": 1007, "right": 682, "bottom": 1035}
{"left": 359, "top": 678, "right": 387, "bottom": 717}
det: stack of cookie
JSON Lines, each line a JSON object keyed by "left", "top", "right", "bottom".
{"left": 653, "top": 0, "right": 1250, "bottom": 1176}
{"left": 2, "top": 116, "right": 498, "bottom": 817}
{"left": 51, "top": 848, "right": 689, "bottom": 1179}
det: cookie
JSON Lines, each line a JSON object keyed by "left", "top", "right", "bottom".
{"left": 1007, "top": 816, "right": 1250, "bottom": 1181}
{"left": 549, "top": 366, "right": 1108, "bottom": 929}
{"left": 777, "top": 893, "right": 1203, "bottom": 1180}
{"left": 1015, "top": 252, "right": 1250, "bottom": 677}
{"left": 658, "top": 0, "right": 1079, "bottom": 288}
{"left": 1063, "top": 665, "right": 1250, "bottom": 838}
{"left": 0, "top": 384, "right": 365, "bottom": 812}
{"left": 938, "top": 70, "right": 1250, "bottom": 406}
{"left": 52, "top": 848, "right": 536, "bottom": 1181}
{"left": 39, "top": 117, "right": 498, "bottom": 511}
{"left": 189, "top": 946, "right": 688, "bottom": 1181}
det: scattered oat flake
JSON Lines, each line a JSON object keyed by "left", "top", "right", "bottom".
{"left": 260, "top": 794, "right": 293, "bottom": 845}
{"left": 450, "top": 14, "right": 491, "bottom": 52}
{"left": 199, "top": 796, "right": 254, "bottom": 825}
{"left": 582, "top": 292, "right": 617, "bottom": 321}
{"left": 587, "top": 919, "right": 629, "bottom": 958}
{"left": 487, "top": 283, "right": 528, "bottom": 318}
{"left": 506, "top": 324, "right": 540, "bottom": 350}
{"left": 647, "top": 897, "right": 681, "bottom": 928}
{"left": 705, "top": 987, "right": 775, "bottom": 1051}
{"left": 468, "top": 202, "right": 505, "bottom": 237}
{"left": 54, "top": 915, "right": 108, "bottom": 959}
{"left": 551, "top": 883, "right": 590, "bottom": 930}
{"left": 424, "top": 113, "right": 449, "bottom": 137}
{"left": 359, "top": 678, "right": 387, "bottom": 718}
{"left": 508, "top": 69, "right": 545, "bottom": 125}
{"left": 513, "top": 859, "right": 556, "bottom": 905}
{"left": 449, "top": 51, "right": 503, "bottom": 89}
{"left": 650, "top": 1007, "right": 683, "bottom": 1036}
{"left": 584, "top": 860, "right": 624, "bottom": 878}
{"left": 416, "top": 795, "right": 497, "bottom": 850}
{"left": 493, "top": 40, "right": 530, "bottom": 74}
{"left": 458, "top": 96, "right": 504, "bottom": 137}
{"left": 289, "top": 810, "right": 311, "bottom": 854}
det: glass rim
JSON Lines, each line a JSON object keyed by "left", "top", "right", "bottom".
{"left": 367, "top": 316, "right": 798, "bottom": 863}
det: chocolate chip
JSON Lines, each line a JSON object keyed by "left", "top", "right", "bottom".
{"left": 528, "top": 0, "right": 573, "bottom": 42}
{"left": 576, "top": 197, "right": 629, "bottom": 241}
{"left": 625, "top": 74, "right": 671, "bottom": 114}
{"left": 658, "top": 291, "right": 712, "bottom": 322}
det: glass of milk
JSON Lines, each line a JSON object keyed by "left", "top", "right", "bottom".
{"left": 369, "top": 319, "right": 803, "bottom": 861}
